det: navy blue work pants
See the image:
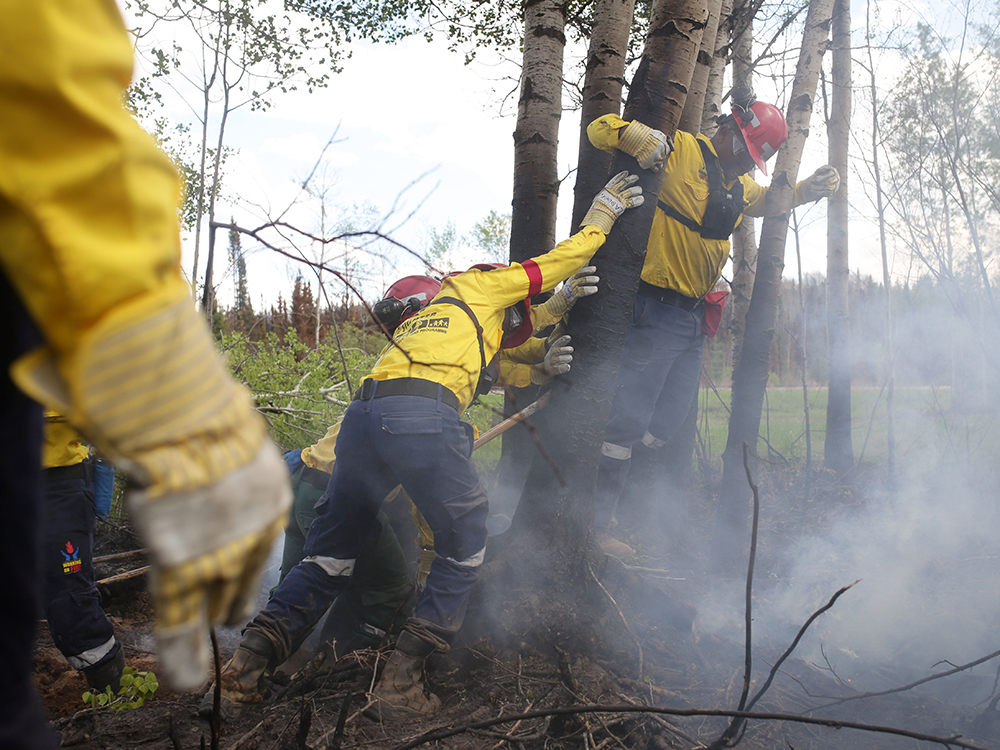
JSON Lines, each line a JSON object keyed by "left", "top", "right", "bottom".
{"left": 40, "top": 469, "right": 119, "bottom": 672}
{"left": 255, "top": 390, "right": 487, "bottom": 654}
{"left": 0, "top": 270, "right": 59, "bottom": 750}
{"left": 594, "top": 294, "right": 705, "bottom": 532}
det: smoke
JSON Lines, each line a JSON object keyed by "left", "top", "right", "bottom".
{"left": 694, "top": 439, "right": 1000, "bottom": 705}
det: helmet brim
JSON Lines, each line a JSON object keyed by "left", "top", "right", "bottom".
{"left": 735, "top": 119, "right": 768, "bottom": 176}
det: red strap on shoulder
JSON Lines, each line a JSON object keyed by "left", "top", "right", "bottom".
{"left": 521, "top": 259, "right": 543, "bottom": 298}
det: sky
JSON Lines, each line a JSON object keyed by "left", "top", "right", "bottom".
{"left": 122, "top": 0, "right": 939, "bottom": 311}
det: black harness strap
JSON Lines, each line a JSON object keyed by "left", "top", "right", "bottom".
{"left": 657, "top": 139, "right": 745, "bottom": 241}
{"left": 430, "top": 296, "right": 498, "bottom": 397}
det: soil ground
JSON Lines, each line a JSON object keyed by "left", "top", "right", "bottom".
{"left": 34, "top": 464, "right": 1000, "bottom": 750}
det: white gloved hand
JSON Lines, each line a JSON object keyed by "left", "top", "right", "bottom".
{"left": 618, "top": 120, "right": 673, "bottom": 170}
{"left": 799, "top": 165, "right": 841, "bottom": 201}
{"left": 531, "top": 335, "right": 573, "bottom": 383}
{"left": 580, "top": 171, "right": 644, "bottom": 234}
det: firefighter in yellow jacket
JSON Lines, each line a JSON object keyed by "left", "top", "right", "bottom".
{"left": 205, "top": 171, "right": 644, "bottom": 721}
{"left": 585, "top": 89, "right": 840, "bottom": 556}
{"left": 0, "top": 3, "right": 290, "bottom": 746}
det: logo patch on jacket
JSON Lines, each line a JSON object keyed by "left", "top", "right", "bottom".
{"left": 61, "top": 541, "right": 82, "bottom": 574}
{"left": 395, "top": 312, "right": 450, "bottom": 341}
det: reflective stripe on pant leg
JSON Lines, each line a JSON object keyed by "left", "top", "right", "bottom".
{"left": 641, "top": 432, "right": 667, "bottom": 450}
{"left": 66, "top": 635, "right": 116, "bottom": 670}
{"left": 601, "top": 441, "right": 631, "bottom": 460}
{"left": 302, "top": 556, "right": 356, "bottom": 577}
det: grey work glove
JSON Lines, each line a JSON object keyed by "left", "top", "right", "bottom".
{"left": 580, "top": 171, "right": 644, "bottom": 234}
{"left": 799, "top": 165, "right": 841, "bottom": 201}
{"left": 618, "top": 120, "right": 673, "bottom": 170}
{"left": 530, "top": 335, "right": 573, "bottom": 383}
{"left": 543, "top": 266, "right": 599, "bottom": 320}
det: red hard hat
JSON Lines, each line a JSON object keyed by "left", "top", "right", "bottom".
{"left": 377, "top": 275, "right": 441, "bottom": 328}
{"left": 732, "top": 101, "right": 788, "bottom": 176}
{"left": 385, "top": 275, "right": 441, "bottom": 306}
{"left": 465, "top": 263, "right": 533, "bottom": 349}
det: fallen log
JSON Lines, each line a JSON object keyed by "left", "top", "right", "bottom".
{"left": 93, "top": 548, "right": 148, "bottom": 565}
{"left": 96, "top": 565, "right": 150, "bottom": 586}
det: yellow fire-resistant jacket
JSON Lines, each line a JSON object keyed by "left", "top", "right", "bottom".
{"left": 0, "top": 1, "right": 184, "bottom": 359}
{"left": 369, "top": 227, "right": 606, "bottom": 410}
{"left": 588, "top": 114, "right": 809, "bottom": 299}
{"left": 42, "top": 412, "right": 90, "bottom": 470}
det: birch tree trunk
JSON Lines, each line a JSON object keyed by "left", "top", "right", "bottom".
{"left": 718, "top": 0, "right": 834, "bottom": 539}
{"left": 727, "top": 0, "right": 757, "bottom": 370}
{"left": 509, "top": 0, "right": 566, "bottom": 263}
{"left": 569, "top": 0, "right": 637, "bottom": 230}
{"left": 700, "top": 0, "right": 733, "bottom": 137}
{"left": 677, "top": 0, "right": 724, "bottom": 133}
{"left": 824, "top": 0, "right": 854, "bottom": 475}
{"left": 475, "top": 0, "right": 707, "bottom": 649}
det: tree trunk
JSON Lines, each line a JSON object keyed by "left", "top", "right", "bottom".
{"left": 677, "top": 0, "right": 723, "bottom": 133}
{"left": 718, "top": 0, "right": 834, "bottom": 538}
{"left": 726, "top": 0, "right": 756, "bottom": 370}
{"left": 491, "top": 0, "right": 568, "bottom": 534}
{"left": 570, "top": 0, "right": 637, "bottom": 231}
{"left": 824, "top": 0, "right": 854, "bottom": 475}
{"left": 509, "top": 0, "right": 566, "bottom": 263}
{"left": 474, "top": 0, "right": 707, "bottom": 651}
{"left": 699, "top": 0, "right": 733, "bottom": 137}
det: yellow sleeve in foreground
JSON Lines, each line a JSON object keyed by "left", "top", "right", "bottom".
{"left": 0, "top": 0, "right": 183, "bottom": 358}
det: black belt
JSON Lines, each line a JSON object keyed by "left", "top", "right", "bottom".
{"left": 353, "top": 377, "right": 460, "bottom": 412}
{"left": 300, "top": 465, "right": 331, "bottom": 490}
{"left": 637, "top": 280, "right": 704, "bottom": 312}
{"left": 43, "top": 462, "right": 89, "bottom": 481}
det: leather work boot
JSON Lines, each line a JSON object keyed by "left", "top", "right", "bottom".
{"left": 199, "top": 628, "right": 276, "bottom": 722}
{"left": 597, "top": 532, "right": 635, "bottom": 562}
{"left": 83, "top": 646, "right": 126, "bottom": 691}
{"left": 368, "top": 630, "right": 442, "bottom": 721}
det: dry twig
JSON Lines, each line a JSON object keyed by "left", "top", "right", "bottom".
{"left": 386, "top": 703, "right": 994, "bottom": 750}
{"left": 807, "top": 647, "right": 1000, "bottom": 713}
{"left": 587, "top": 564, "right": 643, "bottom": 678}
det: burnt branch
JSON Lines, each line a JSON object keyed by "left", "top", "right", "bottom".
{"left": 587, "top": 564, "right": 643, "bottom": 678}
{"left": 710, "top": 442, "right": 763, "bottom": 749}
{"left": 386, "top": 703, "right": 993, "bottom": 750}
{"left": 807, "top": 647, "right": 1000, "bottom": 714}
{"left": 210, "top": 627, "right": 221, "bottom": 750}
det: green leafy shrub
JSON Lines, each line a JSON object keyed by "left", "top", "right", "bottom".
{"left": 81, "top": 667, "right": 159, "bottom": 710}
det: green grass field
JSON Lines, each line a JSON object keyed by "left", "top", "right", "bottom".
{"left": 696, "top": 384, "right": 1000, "bottom": 470}
{"left": 469, "top": 384, "right": 999, "bottom": 479}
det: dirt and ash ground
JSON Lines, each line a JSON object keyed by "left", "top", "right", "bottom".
{"left": 34, "top": 465, "right": 1000, "bottom": 750}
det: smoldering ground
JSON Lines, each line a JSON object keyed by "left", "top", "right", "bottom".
{"left": 690, "top": 419, "right": 1000, "bottom": 711}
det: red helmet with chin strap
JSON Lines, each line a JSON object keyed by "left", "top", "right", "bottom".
{"left": 461, "top": 263, "right": 533, "bottom": 349}
{"left": 731, "top": 100, "right": 787, "bottom": 176}
{"left": 372, "top": 275, "right": 441, "bottom": 332}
